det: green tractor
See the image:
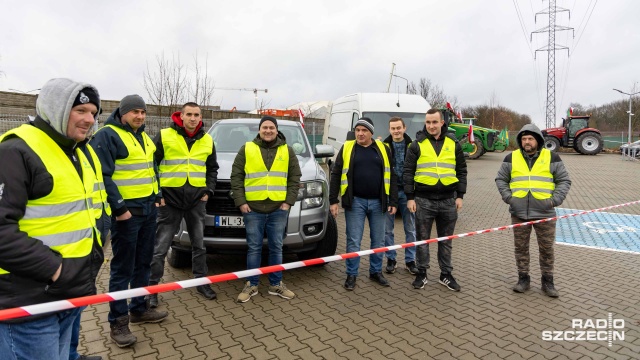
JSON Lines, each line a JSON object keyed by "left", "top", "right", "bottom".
{"left": 441, "top": 108, "right": 509, "bottom": 159}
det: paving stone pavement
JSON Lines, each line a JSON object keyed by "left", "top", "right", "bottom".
{"left": 77, "top": 152, "right": 640, "bottom": 359}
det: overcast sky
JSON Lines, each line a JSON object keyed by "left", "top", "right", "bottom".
{"left": 1, "top": 0, "right": 638, "bottom": 128}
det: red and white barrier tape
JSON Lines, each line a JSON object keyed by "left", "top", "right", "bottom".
{"left": 1, "top": 199, "right": 639, "bottom": 321}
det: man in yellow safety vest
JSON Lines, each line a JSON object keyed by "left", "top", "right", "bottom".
{"left": 149, "top": 102, "right": 219, "bottom": 306}
{"left": 90, "top": 95, "right": 168, "bottom": 348}
{"left": 231, "top": 116, "right": 301, "bottom": 303}
{"left": 404, "top": 109, "right": 467, "bottom": 292}
{"left": 495, "top": 124, "right": 571, "bottom": 297}
{"left": 0, "top": 78, "right": 104, "bottom": 359}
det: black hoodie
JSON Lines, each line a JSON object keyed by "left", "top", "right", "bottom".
{"left": 403, "top": 123, "right": 467, "bottom": 200}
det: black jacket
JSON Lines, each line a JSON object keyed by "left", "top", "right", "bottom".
{"left": 383, "top": 133, "right": 412, "bottom": 187}
{"left": 329, "top": 140, "right": 398, "bottom": 211}
{"left": 154, "top": 113, "right": 219, "bottom": 210}
{"left": 403, "top": 125, "right": 467, "bottom": 200}
{"left": 89, "top": 109, "right": 160, "bottom": 217}
{"left": 0, "top": 118, "right": 102, "bottom": 320}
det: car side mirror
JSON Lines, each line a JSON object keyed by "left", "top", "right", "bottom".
{"left": 314, "top": 144, "right": 335, "bottom": 158}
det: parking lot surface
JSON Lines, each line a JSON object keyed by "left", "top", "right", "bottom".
{"left": 79, "top": 151, "right": 640, "bottom": 359}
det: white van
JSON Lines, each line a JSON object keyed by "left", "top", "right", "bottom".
{"left": 322, "top": 92, "right": 431, "bottom": 152}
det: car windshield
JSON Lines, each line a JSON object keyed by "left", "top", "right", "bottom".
{"left": 362, "top": 112, "right": 426, "bottom": 140}
{"left": 208, "top": 122, "right": 312, "bottom": 159}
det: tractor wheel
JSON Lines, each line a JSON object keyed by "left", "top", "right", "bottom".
{"left": 544, "top": 136, "right": 561, "bottom": 153}
{"left": 468, "top": 139, "right": 484, "bottom": 159}
{"left": 575, "top": 132, "right": 603, "bottom": 155}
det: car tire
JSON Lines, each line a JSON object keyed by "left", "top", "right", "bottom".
{"left": 297, "top": 215, "right": 338, "bottom": 264}
{"left": 168, "top": 246, "right": 192, "bottom": 268}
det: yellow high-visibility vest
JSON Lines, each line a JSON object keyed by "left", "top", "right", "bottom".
{"left": 159, "top": 128, "right": 213, "bottom": 188}
{"left": 340, "top": 140, "right": 391, "bottom": 196}
{"left": 105, "top": 125, "right": 158, "bottom": 199}
{"left": 0, "top": 125, "right": 97, "bottom": 275}
{"left": 244, "top": 142, "right": 288, "bottom": 201}
{"left": 510, "top": 149, "right": 555, "bottom": 199}
{"left": 87, "top": 144, "right": 111, "bottom": 218}
{"left": 414, "top": 137, "right": 459, "bottom": 186}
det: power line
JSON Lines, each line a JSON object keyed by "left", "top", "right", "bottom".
{"left": 572, "top": 0, "right": 598, "bottom": 54}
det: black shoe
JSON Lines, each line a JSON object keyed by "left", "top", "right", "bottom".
{"left": 369, "top": 272, "right": 390, "bottom": 287}
{"left": 405, "top": 261, "right": 418, "bottom": 275}
{"left": 344, "top": 275, "right": 357, "bottom": 291}
{"left": 148, "top": 294, "right": 158, "bottom": 308}
{"left": 110, "top": 316, "right": 137, "bottom": 348}
{"left": 197, "top": 285, "right": 217, "bottom": 300}
{"left": 513, "top": 273, "right": 530, "bottom": 293}
{"left": 385, "top": 259, "right": 397, "bottom": 274}
{"left": 541, "top": 274, "right": 560, "bottom": 298}
{"left": 412, "top": 269, "right": 427, "bottom": 289}
{"left": 130, "top": 309, "right": 168, "bottom": 324}
{"left": 78, "top": 355, "right": 103, "bottom": 360}
{"left": 439, "top": 273, "right": 461, "bottom": 291}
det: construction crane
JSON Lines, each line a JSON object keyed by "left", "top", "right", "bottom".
{"left": 214, "top": 87, "right": 268, "bottom": 110}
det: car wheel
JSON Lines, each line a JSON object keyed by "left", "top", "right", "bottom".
{"left": 297, "top": 215, "right": 338, "bottom": 265}
{"left": 168, "top": 246, "right": 192, "bottom": 268}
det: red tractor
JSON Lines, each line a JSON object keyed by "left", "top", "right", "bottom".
{"left": 542, "top": 114, "right": 603, "bottom": 155}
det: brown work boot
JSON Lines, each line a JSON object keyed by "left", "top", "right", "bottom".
{"left": 130, "top": 309, "right": 168, "bottom": 324}
{"left": 110, "top": 316, "right": 137, "bottom": 348}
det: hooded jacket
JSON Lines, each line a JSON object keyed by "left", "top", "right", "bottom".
{"left": 495, "top": 123, "right": 571, "bottom": 220}
{"left": 383, "top": 132, "right": 412, "bottom": 188}
{"left": 89, "top": 108, "right": 160, "bottom": 217}
{"left": 329, "top": 139, "right": 399, "bottom": 211}
{"left": 154, "top": 111, "right": 219, "bottom": 209}
{"left": 403, "top": 122, "right": 467, "bottom": 200}
{"left": 0, "top": 78, "right": 103, "bottom": 320}
{"left": 230, "top": 131, "right": 302, "bottom": 214}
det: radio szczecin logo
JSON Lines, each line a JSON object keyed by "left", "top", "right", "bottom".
{"left": 542, "top": 313, "right": 624, "bottom": 347}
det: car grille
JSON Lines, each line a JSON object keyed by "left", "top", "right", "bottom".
{"left": 206, "top": 181, "right": 241, "bottom": 216}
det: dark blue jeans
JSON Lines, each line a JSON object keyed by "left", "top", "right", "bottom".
{"left": 150, "top": 202, "right": 208, "bottom": 284}
{"left": 108, "top": 210, "right": 157, "bottom": 323}
{"left": 414, "top": 197, "right": 457, "bottom": 274}
{"left": 243, "top": 208, "right": 289, "bottom": 286}
{"left": 384, "top": 189, "right": 416, "bottom": 263}
{"left": 344, "top": 197, "right": 385, "bottom": 276}
{"left": 69, "top": 213, "right": 111, "bottom": 360}
{"left": 0, "top": 308, "right": 81, "bottom": 360}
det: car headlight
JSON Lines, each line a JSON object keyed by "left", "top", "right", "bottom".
{"left": 297, "top": 181, "right": 324, "bottom": 209}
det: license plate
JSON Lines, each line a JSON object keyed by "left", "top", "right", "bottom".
{"left": 214, "top": 215, "right": 245, "bottom": 228}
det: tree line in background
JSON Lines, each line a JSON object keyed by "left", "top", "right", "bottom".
{"left": 407, "top": 77, "right": 532, "bottom": 131}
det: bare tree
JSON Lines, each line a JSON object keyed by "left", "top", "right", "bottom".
{"left": 143, "top": 51, "right": 215, "bottom": 116}
{"left": 257, "top": 99, "right": 271, "bottom": 112}
{"left": 189, "top": 51, "right": 215, "bottom": 107}
{"left": 417, "top": 78, "right": 448, "bottom": 108}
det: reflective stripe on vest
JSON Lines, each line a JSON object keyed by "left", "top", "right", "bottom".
{"left": 510, "top": 149, "right": 555, "bottom": 200}
{"left": 414, "top": 137, "right": 459, "bottom": 186}
{"left": 340, "top": 140, "right": 391, "bottom": 196}
{"left": 105, "top": 125, "right": 158, "bottom": 199}
{"left": 244, "top": 142, "right": 288, "bottom": 201}
{"left": 87, "top": 144, "right": 111, "bottom": 218}
{"left": 0, "top": 125, "right": 97, "bottom": 275}
{"left": 158, "top": 128, "right": 213, "bottom": 187}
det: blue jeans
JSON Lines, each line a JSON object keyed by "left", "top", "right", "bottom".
{"left": 0, "top": 308, "right": 81, "bottom": 360}
{"left": 70, "top": 213, "right": 111, "bottom": 360}
{"left": 384, "top": 189, "right": 416, "bottom": 263}
{"left": 244, "top": 208, "right": 289, "bottom": 286}
{"left": 108, "top": 210, "right": 157, "bottom": 323}
{"left": 344, "top": 197, "right": 385, "bottom": 276}
{"left": 150, "top": 202, "right": 208, "bottom": 283}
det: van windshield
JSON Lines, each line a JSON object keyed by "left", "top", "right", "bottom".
{"left": 208, "top": 123, "right": 311, "bottom": 159}
{"left": 362, "top": 112, "right": 426, "bottom": 140}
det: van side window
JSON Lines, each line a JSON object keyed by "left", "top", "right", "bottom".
{"left": 351, "top": 112, "right": 360, "bottom": 129}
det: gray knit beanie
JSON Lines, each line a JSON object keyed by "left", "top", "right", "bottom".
{"left": 119, "top": 94, "right": 147, "bottom": 116}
